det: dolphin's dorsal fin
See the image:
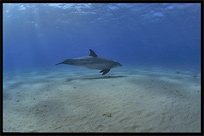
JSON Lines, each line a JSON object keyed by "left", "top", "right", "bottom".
{"left": 89, "top": 49, "right": 97, "bottom": 57}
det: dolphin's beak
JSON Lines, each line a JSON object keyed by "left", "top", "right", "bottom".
{"left": 119, "top": 63, "right": 122, "bottom": 67}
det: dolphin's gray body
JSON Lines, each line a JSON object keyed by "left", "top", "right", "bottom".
{"left": 56, "top": 49, "right": 122, "bottom": 75}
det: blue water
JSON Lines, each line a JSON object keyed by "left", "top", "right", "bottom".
{"left": 3, "top": 3, "right": 201, "bottom": 73}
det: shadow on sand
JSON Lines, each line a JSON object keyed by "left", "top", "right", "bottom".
{"left": 66, "top": 75, "right": 127, "bottom": 82}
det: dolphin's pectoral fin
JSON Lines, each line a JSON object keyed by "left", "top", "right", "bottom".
{"left": 99, "top": 70, "right": 103, "bottom": 73}
{"left": 100, "top": 69, "right": 111, "bottom": 75}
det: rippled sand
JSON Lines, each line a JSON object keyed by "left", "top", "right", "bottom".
{"left": 3, "top": 66, "right": 201, "bottom": 132}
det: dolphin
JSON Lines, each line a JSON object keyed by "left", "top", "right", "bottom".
{"left": 56, "top": 49, "right": 122, "bottom": 75}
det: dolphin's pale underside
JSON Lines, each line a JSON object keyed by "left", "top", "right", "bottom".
{"left": 56, "top": 49, "right": 122, "bottom": 75}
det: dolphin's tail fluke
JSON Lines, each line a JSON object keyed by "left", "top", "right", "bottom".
{"left": 56, "top": 62, "right": 63, "bottom": 65}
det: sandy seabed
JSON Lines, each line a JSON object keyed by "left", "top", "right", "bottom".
{"left": 3, "top": 66, "right": 201, "bottom": 132}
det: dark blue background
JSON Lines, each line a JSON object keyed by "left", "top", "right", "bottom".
{"left": 3, "top": 3, "right": 201, "bottom": 72}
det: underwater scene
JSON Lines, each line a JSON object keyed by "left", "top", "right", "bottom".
{"left": 3, "top": 3, "right": 201, "bottom": 132}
